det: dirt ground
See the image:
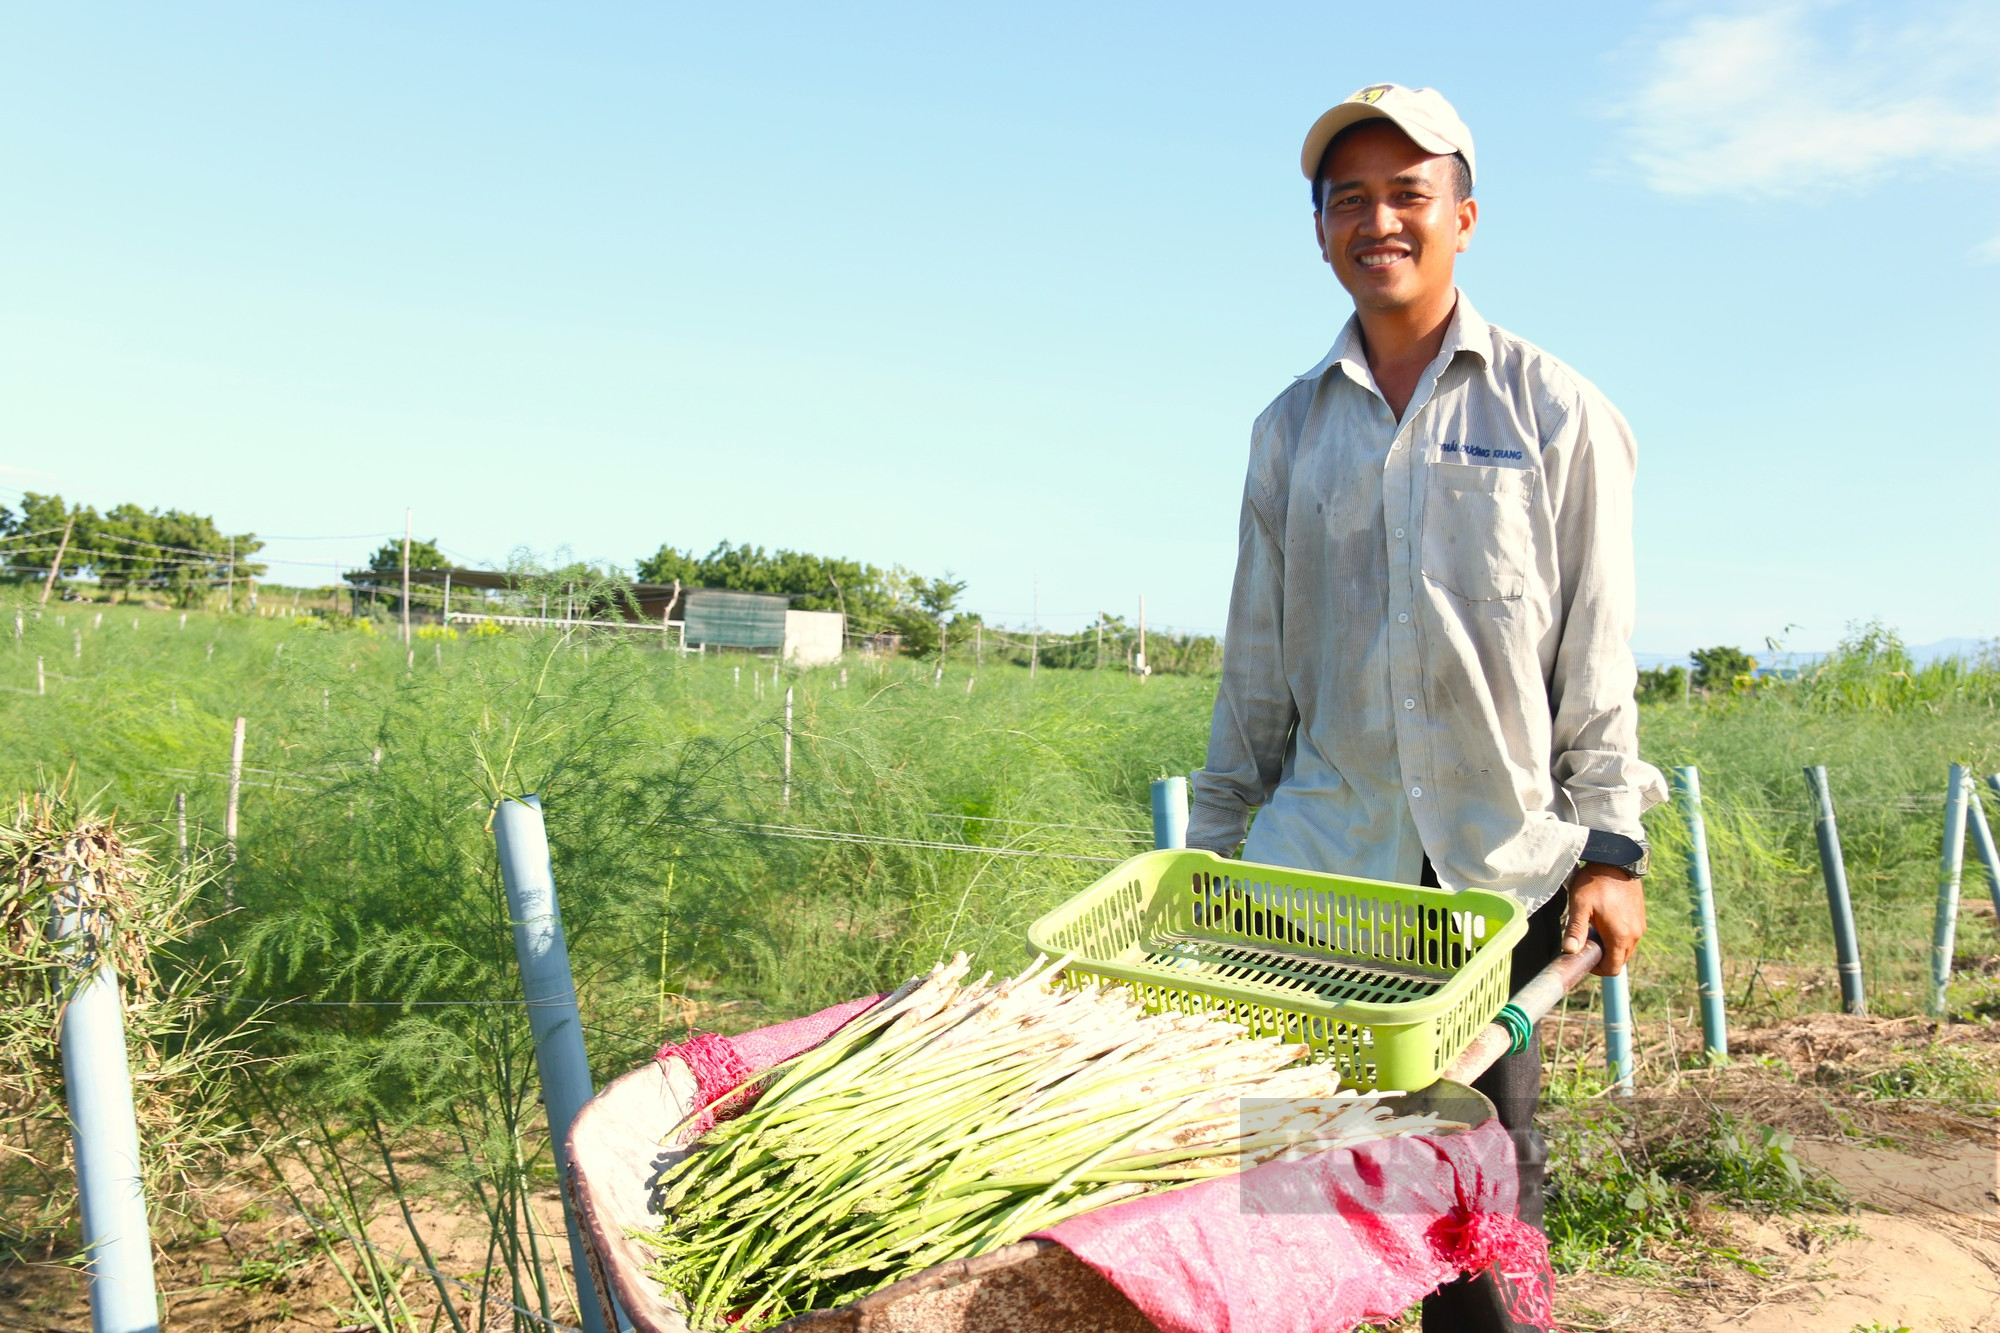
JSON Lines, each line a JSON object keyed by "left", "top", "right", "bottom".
{"left": 3, "top": 1012, "right": 1995, "bottom": 1333}
{"left": 1554, "top": 1012, "right": 2000, "bottom": 1333}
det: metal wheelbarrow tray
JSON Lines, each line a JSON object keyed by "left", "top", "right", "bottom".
{"left": 564, "top": 945, "right": 1602, "bottom": 1333}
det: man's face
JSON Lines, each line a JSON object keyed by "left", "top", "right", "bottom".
{"left": 1313, "top": 121, "right": 1476, "bottom": 314}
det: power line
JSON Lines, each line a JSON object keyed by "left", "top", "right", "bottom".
{"left": 666, "top": 815, "right": 1122, "bottom": 863}
{"left": 925, "top": 812, "right": 1150, "bottom": 839}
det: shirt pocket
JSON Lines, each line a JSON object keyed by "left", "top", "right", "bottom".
{"left": 1421, "top": 464, "right": 1536, "bottom": 602}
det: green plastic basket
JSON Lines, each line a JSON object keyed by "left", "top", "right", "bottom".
{"left": 1025, "top": 848, "right": 1526, "bottom": 1092}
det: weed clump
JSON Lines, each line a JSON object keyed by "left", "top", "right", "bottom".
{"left": 1545, "top": 1099, "right": 1846, "bottom": 1277}
{"left": 0, "top": 778, "right": 253, "bottom": 1254}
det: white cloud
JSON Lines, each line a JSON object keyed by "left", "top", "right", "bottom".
{"left": 1620, "top": 1, "right": 2000, "bottom": 198}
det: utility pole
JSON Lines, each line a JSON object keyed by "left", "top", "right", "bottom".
{"left": 401, "top": 508, "right": 413, "bottom": 648}
{"left": 225, "top": 536, "right": 235, "bottom": 614}
{"left": 1030, "top": 581, "right": 1039, "bottom": 682}
{"left": 39, "top": 514, "right": 73, "bottom": 606}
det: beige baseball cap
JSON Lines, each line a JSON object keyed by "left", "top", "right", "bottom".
{"left": 1300, "top": 83, "right": 1476, "bottom": 187}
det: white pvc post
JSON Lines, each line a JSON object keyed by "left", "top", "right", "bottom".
{"left": 1930, "top": 764, "right": 1970, "bottom": 1017}
{"left": 490, "top": 795, "right": 616, "bottom": 1333}
{"left": 52, "top": 891, "right": 160, "bottom": 1331}
{"left": 225, "top": 717, "right": 245, "bottom": 862}
{"left": 1967, "top": 779, "right": 2000, "bottom": 926}
{"left": 782, "top": 688, "right": 794, "bottom": 807}
{"left": 1601, "top": 972, "right": 1635, "bottom": 1095}
{"left": 1150, "top": 776, "right": 1188, "bottom": 850}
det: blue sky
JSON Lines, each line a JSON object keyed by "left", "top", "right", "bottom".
{"left": 3, "top": 2, "right": 1995, "bottom": 655}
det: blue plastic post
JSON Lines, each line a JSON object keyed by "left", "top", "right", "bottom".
{"left": 1967, "top": 779, "right": 2000, "bottom": 926}
{"left": 1930, "top": 765, "right": 1970, "bottom": 1018}
{"left": 1673, "top": 766, "right": 1728, "bottom": 1058}
{"left": 492, "top": 795, "right": 617, "bottom": 1333}
{"left": 1601, "top": 971, "right": 1634, "bottom": 1095}
{"left": 52, "top": 893, "right": 160, "bottom": 1331}
{"left": 1150, "top": 776, "right": 1188, "bottom": 850}
{"left": 1804, "top": 766, "right": 1866, "bottom": 1015}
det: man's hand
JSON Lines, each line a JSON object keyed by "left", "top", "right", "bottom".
{"left": 1563, "top": 862, "right": 1646, "bottom": 977}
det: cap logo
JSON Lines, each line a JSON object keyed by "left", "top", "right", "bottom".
{"left": 1348, "top": 85, "right": 1391, "bottom": 105}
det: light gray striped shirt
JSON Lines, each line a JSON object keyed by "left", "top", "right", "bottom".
{"left": 1188, "top": 293, "right": 1667, "bottom": 908}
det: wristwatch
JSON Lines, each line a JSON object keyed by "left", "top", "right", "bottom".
{"left": 1579, "top": 828, "right": 1650, "bottom": 877}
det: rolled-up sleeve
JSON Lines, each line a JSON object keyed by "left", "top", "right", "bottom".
{"left": 1188, "top": 462, "right": 1297, "bottom": 855}
{"left": 1546, "top": 385, "right": 1668, "bottom": 839}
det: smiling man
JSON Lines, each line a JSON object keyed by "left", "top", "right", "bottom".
{"left": 1187, "top": 84, "right": 1668, "bottom": 1330}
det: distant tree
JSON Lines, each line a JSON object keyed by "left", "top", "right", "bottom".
{"left": 1690, "top": 645, "right": 1756, "bottom": 692}
{"left": 0, "top": 494, "right": 90, "bottom": 584}
{"left": 880, "top": 573, "right": 966, "bottom": 658}
{"left": 636, "top": 541, "right": 953, "bottom": 647}
{"left": 1636, "top": 663, "right": 1689, "bottom": 704}
{"left": 95, "top": 504, "right": 263, "bottom": 603}
{"left": 367, "top": 537, "right": 450, "bottom": 572}
{"left": 0, "top": 494, "right": 259, "bottom": 604}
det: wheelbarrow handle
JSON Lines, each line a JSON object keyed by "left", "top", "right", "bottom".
{"left": 1437, "top": 940, "right": 1604, "bottom": 1085}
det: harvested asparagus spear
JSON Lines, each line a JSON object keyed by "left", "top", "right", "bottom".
{"left": 642, "top": 952, "right": 1456, "bottom": 1329}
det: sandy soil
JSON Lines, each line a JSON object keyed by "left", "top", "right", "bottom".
{"left": 1555, "top": 1012, "right": 2000, "bottom": 1333}
{"left": 1561, "top": 1136, "right": 1999, "bottom": 1332}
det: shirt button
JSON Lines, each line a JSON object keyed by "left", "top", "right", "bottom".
{"left": 1398, "top": 613, "right": 1410, "bottom": 624}
{"left": 1411, "top": 786, "right": 1423, "bottom": 799}
{"left": 1393, "top": 527, "right": 1405, "bottom": 539}
{"left": 1403, "top": 698, "right": 1416, "bottom": 710}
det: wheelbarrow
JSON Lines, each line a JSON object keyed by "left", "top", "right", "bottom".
{"left": 565, "top": 941, "right": 1605, "bottom": 1333}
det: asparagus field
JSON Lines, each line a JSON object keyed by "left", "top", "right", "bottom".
{"left": 1, "top": 591, "right": 1996, "bottom": 1328}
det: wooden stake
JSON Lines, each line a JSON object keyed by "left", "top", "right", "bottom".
{"left": 1030, "top": 581, "right": 1039, "bottom": 682}
{"left": 782, "top": 687, "right": 794, "bottom": 807}
{"left": 175, "top": 791, "right": 187, "bottom": 863}
{"left": 1136, "top": 595, "right": 1148, "bottom": 679}
{"left": 401, "top": 508, "right": 412, "bottom": 648}
{"left": 39, "top": 514, "right": 72, "bottom": 606}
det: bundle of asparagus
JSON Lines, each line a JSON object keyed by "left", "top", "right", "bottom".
{"left": 644, "top": 953, "right": 1455, "bottom": 1329}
